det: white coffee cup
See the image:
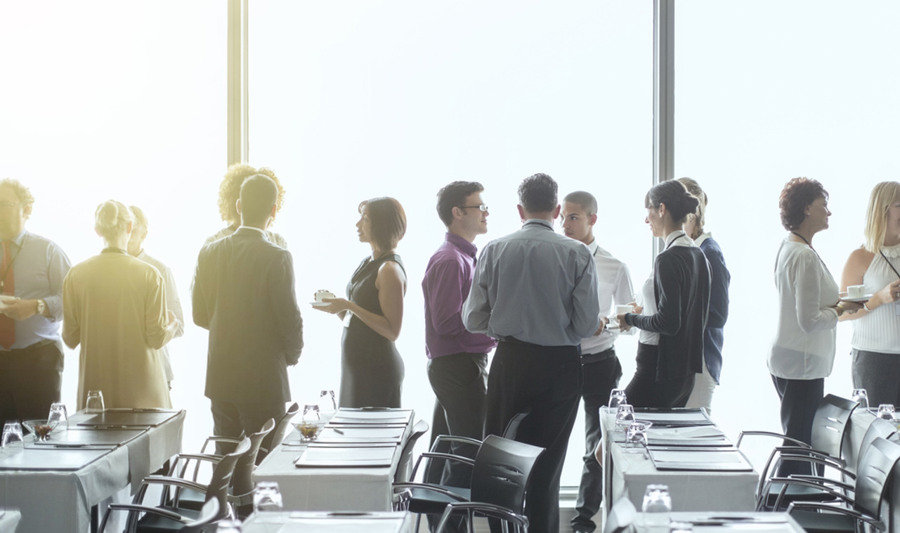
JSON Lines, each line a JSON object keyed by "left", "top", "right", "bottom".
{"left": 315, "top": 290, "right": 335, "bottom": 303}
{"left": 847, "top": 285, "right": 865, "bottom": 298}
{"left": 616, "top": 304, "right": 634, "bottom": 315}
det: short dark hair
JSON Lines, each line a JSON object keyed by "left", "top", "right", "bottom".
{"left": 239, "top": 174, "right": 278, "bottom": 226}
{"left": 645, "top": 180, "right": 699, "bottom": 225}
{"left": 518, "top": 173, "right": 558, "bottom": 213}
{"left": 361, "top": 197, "right": 407, "bottom": 251}
{"left": 563, "top": 190, "right": 598, "bottom": 216}
{"left": 436, "top": 181, "right": 484, "bottom": 227}
{"left": 779, "top": 177, "right": 828, "bottom": 231}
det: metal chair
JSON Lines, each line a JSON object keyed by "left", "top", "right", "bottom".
{"left": 258, "top": 402, "right": 299, "bottom": 463}
{"left": 602, "top": 496, "right": 637, "bottom": 533}
{"left": 394, "top": 419, "right": 430, "bottom": 483}
{"left": 99, "top": 499, "right": 220, "bottom": 533}
{"left": 436, "top": 501, "right": 529, "bottom": 533}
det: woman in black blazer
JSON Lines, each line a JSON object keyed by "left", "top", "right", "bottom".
{"left": 617, "top": 181, "right": 711, "bottom": 407}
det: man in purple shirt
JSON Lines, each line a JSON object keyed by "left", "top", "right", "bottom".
{"left": 422, "top": 181, "right": 497, "bottom": 488}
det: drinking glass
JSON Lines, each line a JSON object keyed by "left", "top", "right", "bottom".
{"left": 319, "top": 390, "right": 337, "bottom": 422}
{"left": 877, "top": 403, "right": 896, "bottom": 421}
{"left": 625, "top": 421, "right": 652, "bottom": 452}
{"left": 217, "top": 519, "right": 243, "bottom": 532}
{"left": 49, "top": 402, "right": 69, "bottom": 429}
{"left": 642, "top": 484, "right": 672, "bottom": 513}
{"left": 614, "top": 403, "right": 635, "bottom": 432}
{"left": 295, "top": 404, "right": 322, "bottom": 442}
{"left": 851, "top": 388, "right": 869, "bottom": 410}
{"left": 85, "top": 390, "right": 105, "bottom": 414}
{"left": 608, "top": 388, "right": 627, "bottom": 410}
{"left": 669, "top": 521, "right": 693, "bottom": 533}
{"left": 1, "top": 421, "right": 24, "bottom": 449}
{"left": 253, "top": 481, "right": 283, "bottom": 512}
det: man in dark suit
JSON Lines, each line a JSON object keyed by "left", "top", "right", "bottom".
{"left": 193, "top": 174, "right": 303, "bottom": 447}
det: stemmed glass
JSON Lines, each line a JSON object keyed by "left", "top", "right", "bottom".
{"left": 614, "top": 404, "right": 635, "bottom": 432}
{"left": 851, "top": 388, "right": 869, "bottom": 410}
{"left": 253, "top": 481, "right": 283, "bottom": 512}
{"left": 319, "top": 390, "right": 337, "bottom": 422}
{"left": 49, "top": 402, "right": 69, "bottom": 430}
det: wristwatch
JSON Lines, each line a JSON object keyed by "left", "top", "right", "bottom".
{"left": 35, "top": 299, "right": 46, "bottom": 316}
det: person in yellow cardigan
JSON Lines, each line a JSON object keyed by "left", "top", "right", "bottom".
{"left": 63, "top": 200, "right": 178, "bottom": 409}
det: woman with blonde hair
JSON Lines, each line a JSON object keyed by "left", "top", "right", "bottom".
{"left": 206, "top": 163, "right": 288, "bottom": 247}
{"left": 63, "top": 200, "right": 178, "bottom": 409}
{"left": 840, "top": 181, "right": 900, "bottom": 406}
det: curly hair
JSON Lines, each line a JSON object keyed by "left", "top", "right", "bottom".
{"left": 779, "top": 177, "right": 828, "bottom": 231}
{"left": 0, "top": 178, "right": 35, "bottom": 216}
{"left": 518, "top": 173, "right": 558, "bottom": 213}
{"left": 218, "top": 164, "right": 285, "bottom": 225}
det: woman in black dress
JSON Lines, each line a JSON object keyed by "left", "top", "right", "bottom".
{"left": 315, "top": 197, "right": 407, "bottom": 407}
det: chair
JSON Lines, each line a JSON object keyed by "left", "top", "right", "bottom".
{"left": 436, "top": 501, "right": 529, "bottom": 533}
{"left": 99, "top": 499, "right": 220, "bottom": 533}
{"left": 394, "top": 419, "right": 430, "bottom": 483}
{"left": 123, "top": 437, "right": 250, "bottom": 533}
{"left": 737, "top": 394, "right": 859, "bottom": 510}
{"left": 778, "top": 437, "right": 900, "bottom": 533}
{"left": 258, "top": 402, "right": 299, "bottom": 462}
{"left": 393, "top": 435, "right": 544, "bottom": 532}
{"left": 169, "top": 418, "right": 275, "bottom": 519}
{"left": 602, "top": 497, "right": 637, "bottom": 533}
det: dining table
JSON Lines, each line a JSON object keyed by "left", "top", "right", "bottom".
{"left": 253, "top": 408, "right": 414, "bottom": 512}
{"left": 240, "top": 510, "right": 414, "bottom": 533}
{"left": 0, "top": 408, "right": 185, "bottom": 533}
{"left": 599, "top": 408, "right": 758, "bottom": 514}
{"left": 632, "top": 511, "right": 803, "bottom": 533}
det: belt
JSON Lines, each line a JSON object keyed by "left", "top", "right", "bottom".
{"left": 581, "top": 346, "right": 616, "bottom": 363}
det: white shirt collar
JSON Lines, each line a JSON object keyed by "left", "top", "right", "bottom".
{"left": 694, "top": 232, "right": 711, "bottom": 246}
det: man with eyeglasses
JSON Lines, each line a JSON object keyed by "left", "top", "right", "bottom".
{"left": 0, "top": 178, "right": 71, "bottom": 423}
{"left": 463, "top": 173, "right": 600, "bottom": 533}
{"left": 422, "top": 181, "right": 496, "bottom": 491}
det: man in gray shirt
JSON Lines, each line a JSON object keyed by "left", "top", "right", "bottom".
{"left": 463, "top": 173, "right": 600, "bottom": 533}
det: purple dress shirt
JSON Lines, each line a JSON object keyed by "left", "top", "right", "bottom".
{"left": 423, "top": 232, "right": 497, "bottom": 359}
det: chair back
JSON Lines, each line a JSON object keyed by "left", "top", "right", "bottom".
{"left": 181, "top": 499, "right": 221, "bottom": 533}
{"left": 436, "top": 502, "right": 529, "bottom": 533}
{"left": 469, "top": 435, "right": 544, "bottom": 513}
{"left": 854, "top": 437, "right": 900, "bottom": 518}
{"left": 603, "top": 497, "right": 637, "bottom": 533}
{"left": 394, "top": 419, "right": 429, "bottom": 483}
{"left": 502, "top": 410, "right": 531, "bottom": 440}
{"left": 232, "top": 418, "right": 275, "bottom": 496}
{"left": 206, "top": 437, "right": 251, "bottom": 511}
{"left": 810, "top": 394, "right": 858, "bottom": 457}
{"left": 259, "top": 402, "right": 299, "bottom": 463}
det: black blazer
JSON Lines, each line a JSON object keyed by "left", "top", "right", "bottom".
{"left": 192, "top": 228, "right": 303, "bottom": 404}
{"left": 626, "top": 245, "right": 711, "bottom": 381}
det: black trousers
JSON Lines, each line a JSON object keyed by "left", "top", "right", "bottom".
{"left": 427, "top": 352, "right": 489, "bottom": 487}
{"left": 771, "top": 374, "right": 823, "bottom": 476}
{"left": 572, "top": 349, "right": 622, "bottom": 533}
{"left": 484, "top": 340, "right": 581, "bottom": 533}
{"left": 852, "top": 349, "right": 900, "bottom": 407}
{"left": 0, "top": 341, "right": 63, "bottom": 422}
{"left": 624, "top": 343, "right": 694, "bottom": 408}
{"left": 210, "top": 397, "right": 286, "bottom": 455}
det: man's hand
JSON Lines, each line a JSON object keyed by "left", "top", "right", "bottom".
{"left": 594, "top": 316, "right": 609, "bottom": 336}
{"left": 2, "top": 298, "right": 39, "bottom": 321}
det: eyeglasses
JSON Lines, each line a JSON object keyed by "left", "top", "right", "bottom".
{"left": 459, "top": 204, "right": 488, "bottom": 212}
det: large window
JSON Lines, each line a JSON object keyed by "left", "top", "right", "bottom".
{"left": 249, "top": 1, "right": 653, "bottom": 485}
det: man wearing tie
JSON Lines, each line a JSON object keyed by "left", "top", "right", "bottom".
{"left": 0, "top": 178, "right": 71, "bottom": 422}
{"left": 193, "top": 174, "right": 304, "bottom": 446}
{"left": 463, "top": 173, "right": 600, "bottom": 533}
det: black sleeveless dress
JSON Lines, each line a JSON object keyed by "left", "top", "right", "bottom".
{"left": 340, "top": 253, "right": 406, "bottom": 408}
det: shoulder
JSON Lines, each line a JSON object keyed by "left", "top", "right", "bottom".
{"left": 378, "top": 257, "right": 407, "bottom": 284}
{"left": 845, "top": 246, "right": 874, "bottom": 271}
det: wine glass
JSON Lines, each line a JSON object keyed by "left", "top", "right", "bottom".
{"left": 625, "top": 421, "right": 652, "bottom": 453}
{"left": 1, "top": 421, "right": 24, "bottom": 449}
{"left": 877, "top": 404, "right": 895, "bottom": 421}
{"left": 253, "top": 481, "right": 283, "bottom": 512}
{"left": 642, "top": 483, "right": 672, "bottom": 513}
{"left": 319, "top": 390, "right": 337, "bottom": 422}
{"left": 294, "top": 404, "right": 323, "bottom": 442}
{"left": 85, "top": 390, "right": 105, "bottom": 414}
{"left": 608, "top": 389, "right": 627, "bottom": 411}
{"left": 49, "top": 402, "right": 69, "bottom": 430}
{"left": 851, "top": 388, "right": 869, "bottom": 410}
{"left": 614, "top": 403, "right": 635, "bottom": 432}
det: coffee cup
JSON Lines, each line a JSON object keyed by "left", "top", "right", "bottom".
{"left": 847, "top": 285, "right": 865, "bottom": 299}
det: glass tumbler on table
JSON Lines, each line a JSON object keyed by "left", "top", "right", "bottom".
{"left": 1, "top": 421, "right": 24, "bottom": 449}
{"left": 49, "top": 402, "right": 69, "bottom": 429}
{"left": 253, "top": 481, "right": 283, "bottom": 512}
{"left": 85, "top": 390, "right": 105, "bottom": 413}
{"left": 851, "top": 388, "right": 869, "bottom": 410}
{"left": 614, "top": 403, "right": 635, "bottom": 432}
{"left": 877, "top": 403, "right": 896, "bottom": 421}
{"left": 642, "top": 483, "right": 672, "bottom": 512}
{"left": 608, "top": 388, "right": 627, "bottom": 411}
{"left": 319, "top": 389, "right": 337, "bottom": 422}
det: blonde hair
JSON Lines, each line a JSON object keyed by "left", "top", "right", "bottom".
{"left": 677, "top": 177, "right": 707, "bottom": 234}
{"left": 129, "top": 205, "right": 148, "bottom": 232}
{"left": 864, "top": 181, "right": 900, "bottom": 253}
{"left": 95, "top": 200, "right": 134, "bottom": 242}
{"left": 218, "top": 164, "right": 285, "bottom": 225}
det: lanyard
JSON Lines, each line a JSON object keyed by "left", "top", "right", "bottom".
{"left": 0, "top": 235, "right": 26, "bottom": 293}
{"left": 880, "top": 250, "right": 900, "bottom": 280}
{"left": 790, "top": 231, "right": 832, "bottom": 276}
{"left": 664, "top": 231, "right": 687, "bottom": 251}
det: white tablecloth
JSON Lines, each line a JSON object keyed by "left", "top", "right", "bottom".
{"left": 600, "top": 411, "right": 758, "bottom": 513}
{"left": 241, "top": 511, "right": 413, "bottom": 533}
{"left": 633, "top": 511, "right": 803, "bottom": 533}
{"left": 0, "top": 509, "right": 22, "bottom": 533}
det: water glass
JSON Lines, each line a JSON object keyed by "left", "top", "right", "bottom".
{"left": 217, "top": 519, "right": 243, "bottom": 532}
{"left": 614, "top": 403, "right": 635, "bottom": 432}
{"left": 608, "top": 388, "right": 627, "bottom": 410}
{"left": 85, "top": 390, "right": 105, "bottom": 413}
{"left": 851, "top": 388, "right": 869, "bottom": 410}
{"left": 1, "top": 421, "right": 24, "bottom": 449}
{"left": 253, "top": 481, "right": 283, "bottom": 512}
{"left": 642, "top": 483, "right": 672, "bottom": 513}
{"left": 319, "top": 390, "right": 337, "bottom": 421}
{"left": 625, "top": 421, "right": 652, "bottom": 452}
{"left": 49, "top": 402, "right": 69, "bottom": 429}
{"left": 669, "top": 521, "right": 693, "bottom": 533}
{"left": 877, "top": 403, "right": 896, "bottom": 421}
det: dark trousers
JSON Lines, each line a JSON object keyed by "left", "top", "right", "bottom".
{"left": 852, "top": 349, "right": 900, "bottom": 407}
{"left": 427, "top": 352, "right": 489, "bottom": 487}
{"left": 484, "top": 340, "right": 581, "bottom": 533}
{"left": 0, "top": 341, "right": 63, "bottom": 422}
{"left": 771, "top": 375, "right": 823, "bottom": 476}
{"left": 210, "top": 397, "right": 286, "bottom": 455}
{"left": 624, "top": 343, "right": 694, "bottom": 408}
{"left": 572, "top": 349, "right": 622, "bottom": 533}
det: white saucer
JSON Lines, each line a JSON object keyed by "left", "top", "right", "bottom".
{"left": 310, "top": 302, "right": 330, "bottom": 307}
{"left": 840, "top": 294, "right": 873, "bottom": 303}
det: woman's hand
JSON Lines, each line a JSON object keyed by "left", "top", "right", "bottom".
{"left": 616, "top": 313, "right": 631, "bottom": 332}
{"left": 875, "top": 279, "right": 900, "bottom": 307}
{"left": 313, "top": 297, "right": 350, "bottom": 316}
{"left": 835, "top": 300, "right": 864, "bottom": 316}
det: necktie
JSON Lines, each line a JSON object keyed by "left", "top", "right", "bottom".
{"left": 0, "top": 241, "right": 15, "bottom": 349}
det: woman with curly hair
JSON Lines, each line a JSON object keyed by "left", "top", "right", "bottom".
{"left": 206, "top": 163, "right": 288, "bottom": 248}
{"left": 769, "top": 177, "right": 859, "bottom": 474}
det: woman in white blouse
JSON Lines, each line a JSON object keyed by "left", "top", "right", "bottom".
{"left": 769, "top": 178, "right": 859, "bottom": 474}
{"left": 840, "top": 181, "right": 900, "bottom": 406}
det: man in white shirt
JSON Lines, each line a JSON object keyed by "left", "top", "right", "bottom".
{"left": 562, "top": 191, "right": 634, "bottom": 533}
